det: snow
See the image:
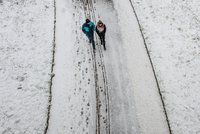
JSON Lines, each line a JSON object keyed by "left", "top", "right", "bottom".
{"left": 1, "top": 0, "right": 200, "bottom": 133}
{"left": 0, "top": 0, "right": 54, "bottom": 133}
{"left": 131, "top": 0, "right": 200, "bottom": 133}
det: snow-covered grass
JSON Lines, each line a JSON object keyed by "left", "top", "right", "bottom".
{"left": 132, "top": 0, "right": 200, "bottom": 133}
{"left": 0, "top": 0, "right": 54, "bottom": 133}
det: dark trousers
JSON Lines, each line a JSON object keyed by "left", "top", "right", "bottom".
{"left": 86, "top": 33, "right": 95, "bottom": 50}
{"left": 98, "top": 33, "right": 106, "bottom": 50}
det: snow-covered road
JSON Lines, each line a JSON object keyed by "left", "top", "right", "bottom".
{"left": 46, "top": 0, "right": 169, "bottom": 133}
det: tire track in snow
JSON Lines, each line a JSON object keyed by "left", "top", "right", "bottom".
{"left": 89, "top": 1, "right": 111, "bottom": 134}
{"left": 81, "top": 0, "right": 111, "bottom": 133}
{"left": 81, "top": 1, "right": 101, "bottom": 133}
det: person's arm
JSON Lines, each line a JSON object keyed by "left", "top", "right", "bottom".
{"left": 104, "top": 24, "right": 106, "bottom": 33}
{"left": 96, "top": 26, "right": 100, "bottom": 35}
{"left": 92, "top": 22, "right": 95, "bottom": 31}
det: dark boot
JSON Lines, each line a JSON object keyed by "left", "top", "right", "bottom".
{"left": 103, "top": 42, "right": 106, "bottom": 50}
{"left": 103, "top": 38, "right": 106, "bottom": 50}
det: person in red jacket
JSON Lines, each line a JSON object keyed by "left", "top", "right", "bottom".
{"left": 96, "top": 20, "right": 106, "bottom": 50}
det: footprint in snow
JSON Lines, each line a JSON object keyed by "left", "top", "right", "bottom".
{"left": 88, "top": 59, "right": 92, "bottom": 63}
{"left": 81, "top": 111, "right": 83, "bottom": 116}
{"left": 87, "top": 79, "right": 90, "bottom": 84}
{"left": 85, "top": 68, "right": 88, "bottom": 73}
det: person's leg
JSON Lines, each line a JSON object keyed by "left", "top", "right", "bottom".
{"left": 102, "top": 34, "right": 105, "bottom": 43}
{"left": 86, "top": 34, "right": 91, "bottom": 43}
{"left": 91, "top": 33, "right": 95, "bottom": 50}
{"left": 102, "top": 34, "right": 106, "bottom": 50}
{"left": 99, "top": 34, "right": 103, "bottom": 44}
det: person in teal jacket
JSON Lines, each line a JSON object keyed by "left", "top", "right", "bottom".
{"left": 82, "top": 18, "right": 95, "bottom": 50}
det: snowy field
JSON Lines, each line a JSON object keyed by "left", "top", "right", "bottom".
{"left": 0, "top": 0, "right": 54, "bottom": 133}
{"left": 0, "top": 0, "right": 200, "bottom": 134}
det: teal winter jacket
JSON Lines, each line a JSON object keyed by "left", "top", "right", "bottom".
{"left": 82, "top": 22, "right": 95, "bottom": 37}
